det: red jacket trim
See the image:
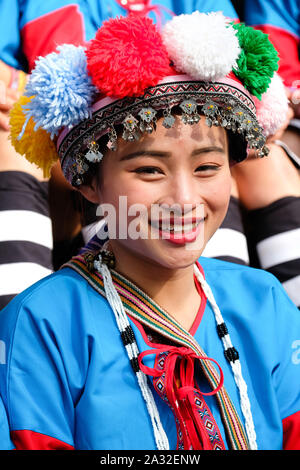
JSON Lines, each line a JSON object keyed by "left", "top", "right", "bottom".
{"left": 11, "top": 429, "right": 74, "bottom": 450}
{"left": 282, "top": 410, "right": 300, "bottom": 450}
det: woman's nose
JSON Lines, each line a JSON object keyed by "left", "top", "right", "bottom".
{"left": 163, "top": 172, "right": 200, "bottom": 208}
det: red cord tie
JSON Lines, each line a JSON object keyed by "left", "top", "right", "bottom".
{"left": 138, "top": 345, "right": 225, "bottom": 450}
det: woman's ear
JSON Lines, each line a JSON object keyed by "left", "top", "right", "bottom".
{"left": 78, "top": 178, "right": 101, "bottom": 204}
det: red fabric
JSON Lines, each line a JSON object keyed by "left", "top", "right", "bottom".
{"left": 11, "top": 430, "right": 74, "bottom": 450}
{"left": 252, "top": 24, "right": 300, "bottom": 88}
{"left": 190, "top": 269, "right": 207, "bottom": 335}
{"left": 21, "top": 5, "right": 85, "bottom": 73}
{"left": 128, "top": 266, "right": 207, "bottom": 341}
{"left": 139, "top": 345, "right": 225, "bottom": 450}
{"left": 282, "top": 411, "right": 300, "bottom": 450}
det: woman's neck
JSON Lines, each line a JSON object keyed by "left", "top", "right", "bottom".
{"left": 110, "top": 242, "right": 201, "bottom": 331}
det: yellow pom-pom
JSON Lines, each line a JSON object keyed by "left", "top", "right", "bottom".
{"left": 9, "top": 95, "right": 58, "bottom": 178}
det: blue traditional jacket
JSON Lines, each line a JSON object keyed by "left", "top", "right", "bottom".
{"left": 0, "top": 255, "right": 299, "bottom": 450}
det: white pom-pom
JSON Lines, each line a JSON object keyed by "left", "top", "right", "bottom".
{"left": 254, "top": 73, "right": 289, "bottom": 136}
{"left": 162, "top": 11, "right": 241, "bottom": 81}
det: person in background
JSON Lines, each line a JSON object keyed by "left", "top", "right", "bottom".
{"left": 237, "top": 0, "right": 300, "bottom": 309}
{"left": 0, "top": 0, "right": 89, "bottom": 309}
{"left": 0, "top": 58, "right": 54, "bottom": 310}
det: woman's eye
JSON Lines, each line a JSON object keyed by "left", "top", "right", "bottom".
{"left": 195, "top": 165, "right": 220, "bottom": 173}
{"left": 134, "top": 167, "right": 163, "bottom": 175}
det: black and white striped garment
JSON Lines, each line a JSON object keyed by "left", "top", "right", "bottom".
{"left": 275, "top": 139, "right": 300, "bottom": 170}
{"left": 245, "top": 196, "right": 300, "bottom": 309}
{"left": 202, "top": 196, "right": 249, "bottom": 266}
{"left": 0, "top": 172, "right": 53, "bottom": 310}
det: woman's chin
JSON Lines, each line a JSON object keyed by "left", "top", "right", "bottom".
{"left": 135, "top": 238, "right": 204, "bottom": 271}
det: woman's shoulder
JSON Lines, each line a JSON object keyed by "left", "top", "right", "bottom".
{"left": 199, "top": 257, "right": 299, "bottom": 325}
{"left": 199, "top": 256, "right": 280, "bottom": 287}
{"left": 0, "top": 267, "right": 108, "bottom": 329}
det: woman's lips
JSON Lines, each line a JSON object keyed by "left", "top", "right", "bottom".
{"left": 149, "top": 217, "right": 205, "bottom": 244}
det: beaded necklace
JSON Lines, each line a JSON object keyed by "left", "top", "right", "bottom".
{"left": 64, "top": 243, "right": 257, "bottom": 450}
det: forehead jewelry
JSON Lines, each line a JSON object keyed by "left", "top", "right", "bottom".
{"left": 85, "top": 139, "right": 104, "bottom": 163}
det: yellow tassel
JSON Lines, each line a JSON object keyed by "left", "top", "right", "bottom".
{"left": 9, "top": 95, "right": 58, "bottom": 178}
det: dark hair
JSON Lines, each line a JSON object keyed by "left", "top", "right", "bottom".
{"left": 227, "top": 130, "right": 247, "bottom": 163}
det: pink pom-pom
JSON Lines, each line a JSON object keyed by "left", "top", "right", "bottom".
{"left": 86, "top": 15, "right": 173, "bottom": 98}
{"left": 254, "top": 73, "right": 289, "bottom": 136}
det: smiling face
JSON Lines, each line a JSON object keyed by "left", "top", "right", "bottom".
{"left": 80, "top": 115, "right": 232, "bottom": 271}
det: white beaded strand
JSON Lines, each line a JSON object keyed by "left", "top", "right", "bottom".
{"left": 193, "top": 263, "right": 258, "bottom": 450}
{"left": 94, "top": 256, "right": 170, "bottom": 451}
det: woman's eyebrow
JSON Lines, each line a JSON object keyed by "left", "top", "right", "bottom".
{"left": 191, "top": 146, "right": 225, "bottom": 156}
{"left": 120, "top": 150, "right": 171, "bottom": 161}
{"left": 120, "top": 146, "right": 225, "bottom": 161}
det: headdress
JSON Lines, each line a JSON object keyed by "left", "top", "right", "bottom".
{"left": 10, "top": 11, "right": 287, "bottom": 187}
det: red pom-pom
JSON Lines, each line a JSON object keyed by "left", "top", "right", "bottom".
{"left": 85, "top": 15, "right": 173, "bottom": 98}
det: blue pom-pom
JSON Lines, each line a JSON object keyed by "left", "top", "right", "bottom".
{"left": 23, "top": 44, "right": 96, "bottom": 138}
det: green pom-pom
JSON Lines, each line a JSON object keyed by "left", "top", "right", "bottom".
{"left": 232, "top": 22, "right": 279, "bottom": 99}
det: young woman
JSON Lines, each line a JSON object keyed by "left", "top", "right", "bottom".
{"left": 0, "top": 12, "right": 299, "bottom": 450}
